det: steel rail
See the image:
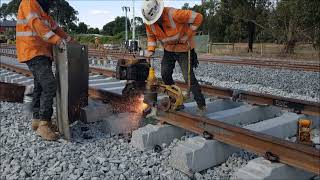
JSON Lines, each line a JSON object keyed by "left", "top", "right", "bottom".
{"left": 87, "top": 49, "right": 320, "bottom": 72}
{"left": 156, "top": 111, "right": 320, "bottom": 174}
{"left": 1, "top": 60, "right": 319, "bottom": 116}
{"left": 89, "top": 67, "right": 320, "bottom": 116}
{"left": 1, "top": 47, "right": 319, "bottom": 72}
{"left": 1, "top": 61, "right": 320, "bottom": 174}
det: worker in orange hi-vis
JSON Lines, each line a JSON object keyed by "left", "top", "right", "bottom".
{"left": 141, "top": 0, "right": 206, "bottom": 115}
{"left": 16, "top": 0, "right": 75, "bottom": 141}
{"left": 94, "top": 37, "right": 101, "bottom": 50}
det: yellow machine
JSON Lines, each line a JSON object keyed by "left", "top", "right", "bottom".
{"left": 297, "top": 119, "right": 312, "bottom": 145}
{"left": 143, "top": 65, "right": 186, "bottom": 113}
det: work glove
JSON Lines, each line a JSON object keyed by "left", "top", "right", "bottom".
{"left": 145, "top": 50, "right": 155, "bottom": 58}
{"left": 66, "top": 36, "right": 76, "bottom": 43}
{"left": 190, "top": 49, "right": 199, "bottom": 69}
{"left": 179, "top": 35, "right": 189, "bottom": 44}
{"left": 57, "top": 39, "right": 67, "bottom": 51}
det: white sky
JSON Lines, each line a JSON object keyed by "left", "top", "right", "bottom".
{"left": 1, "top": 0, "right": 201, "bottom": 29}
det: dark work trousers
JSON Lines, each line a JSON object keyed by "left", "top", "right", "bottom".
{"left": 161, "top": 50, "right": 206, "bottom": 108}
{"left": 26, "top": 56, "right": 56, "bottom": 121}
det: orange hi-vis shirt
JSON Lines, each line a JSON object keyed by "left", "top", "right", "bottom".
{"left": 16, "top": 0, "right": 69, "bottom": 62}
{"left": 145, "top": 7, "right": 203, "bottom": 53}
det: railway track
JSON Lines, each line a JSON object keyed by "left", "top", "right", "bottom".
{"left": 1, "top": 46, "right": 319, "bottom": 72}
{"left": 0, "top": 54, "right": 319, "bottom": 175}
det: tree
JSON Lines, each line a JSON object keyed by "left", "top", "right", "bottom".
{"left": 77, "top": 22, "right": 88, "bottom": 34}
{"left": 133, "top": 17, "right": 145, "bottom": 36}
{"left": 50, "top": 0, "right": 79, "bottom": 27}
{"left": 272, "top": 0, "right": 320, "bottom": 54}
{"left": 228, "top": 0, "right": 272, "bottom": 52}
{"left": 93, "top": 28, "right": 100, "bottom": 34}
{"left": 0, "top": 0, "right": 78, "bottom": 27}
{"left": 88, "top": 27, "right": 100, "bottom": 34}
{"left": 182, "top": 3, "right": 191, "bottom": 10}
{"left": 102, "top": 16, "right": 130, "bottom": 36}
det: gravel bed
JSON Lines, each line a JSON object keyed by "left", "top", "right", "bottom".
{"left": 91, "top": 58, "right": 320, "bottom": 102}
{"left": 1, "top": 101, "right": 255, "bottom": 180}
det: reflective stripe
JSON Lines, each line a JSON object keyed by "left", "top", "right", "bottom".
{"left": 16, "top": 19, "right": 28, "bottom": 25}
{"left": 188, "top": 11, "right": 197, "bottom": 24}
{"left": 168, "top": 8, "right": 176, "bottom": 29}
{"left": 147, "top": 32, "right": 155, "bottom": 38}
{"left": 26, "top": 12, "right": 40, "bottom": 21}
{"left": 150, "top": 25, "right": 156, "bottom": 34}
{"left": 180, "top": 35, "right": 188, "bottom": 41}
{"left": 161, "top": 33, "right": 180, "bottom": 43}
{"left": 17, "top": 18, "right": 53, "bottom": 31}
{"left": 43, "top": 31, "right": 55, "bottom": 40}
{"left": 148, "top": 42, "right": 157, "bottom": 46}
{"left": 66, "top": 36, "right": 72, "bottom": 42}
{"left": 190, "top": 25, "right": 198, "bottom": 31}
{"left": 16, "top": 31, "right": 37, "bottom": 37}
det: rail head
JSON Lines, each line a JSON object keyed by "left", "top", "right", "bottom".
{"left": 156, "top": 110, "right": 320, "bottom": 174}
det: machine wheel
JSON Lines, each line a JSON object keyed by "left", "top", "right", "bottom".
{"left": 158, "top": 97, "right": 171, "bottom": 112}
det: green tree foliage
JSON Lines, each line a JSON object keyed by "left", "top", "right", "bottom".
{"left": 102, "top": 16, "right": 130, "bottom": 36}
{"left": 270, "top": 0, "right": 320, "bottom": 53}
{"left": 77, "top": 22, "right": 88, "bottom": 34}
{"left": 50, "top": 0, "right": 79, "bottom": 27}
{"left": 88, "top": 27, "right": 100, "bottom": 34}
{"left": 186, "top": 0, "right": 319, "bottom": 54}
{"left": 0, "top": 0, "right": 78, "bottom": 27}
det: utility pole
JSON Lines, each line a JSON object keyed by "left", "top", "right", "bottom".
{"left": 132, "top": 0, "right": 136, "bottom": 40}
{"left": 122, "top": 6, "right": 130, "bottom": 42}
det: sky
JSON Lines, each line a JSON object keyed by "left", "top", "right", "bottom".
{"left": 1, "top": 0, "right": 201, "bottom": 29}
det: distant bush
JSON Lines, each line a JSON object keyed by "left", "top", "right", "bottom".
{"left": 74, "top": 31, "right": 126, "bottom": 45}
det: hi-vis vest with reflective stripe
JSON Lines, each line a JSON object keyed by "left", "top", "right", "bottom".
{"left": 146, "top": 7, "right": 203, "bottom": 53}
{"left": 16, "top": 0, "right": 67, "bottom": 62}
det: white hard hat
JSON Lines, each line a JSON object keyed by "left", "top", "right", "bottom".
{"left": 141, "top": 0, "right": 164, "bottom": 25}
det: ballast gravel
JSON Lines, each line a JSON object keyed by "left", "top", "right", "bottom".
{"left": 1, "top": 101, "right": 255, "bottom": 180}
{"left": 91, "top": 58, "right": 320, "bottom": 102}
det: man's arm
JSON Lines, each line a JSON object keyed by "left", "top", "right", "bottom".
{"left": 173, "top": 9, "right": 203, "bottom": 41}
{"left": 23, "top": 0, "right": 61, "bottom": 44}
{"left": 146, "top": 25, "right": 157, "bottom": 52}
{"left": 48, "top": 17, "right": 73, "bottom": 42}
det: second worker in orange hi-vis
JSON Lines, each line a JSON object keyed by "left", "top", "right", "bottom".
{"left": 16, "top": 0, "right": 75, "bottom": 141}
{"left": 141, "top": 0, "right": 206, "bottom": 114}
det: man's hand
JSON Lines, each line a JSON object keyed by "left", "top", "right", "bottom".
{"left": 66, "top": 36, "right": 77, "bottom": 43}
{"left": 57, "top": 39, "right": 67, "bottom": 50}
{"left": 145, "top": 51, "right": 155, "bottom": 58}
{"left": 179, "top": 35, "right": 189, "bottom": 44}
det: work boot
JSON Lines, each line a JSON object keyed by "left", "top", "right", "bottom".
{"left": 36, "top": 121, "right": 59, "bottom": 141}
{"left": 32, "top": 119, "right": 58, "bottom": 132}
{"left": 32, "top": 119, "right": 40, "bottom": 131}
{"left": 197, "top": 106, "right": 207, "bottom": 117}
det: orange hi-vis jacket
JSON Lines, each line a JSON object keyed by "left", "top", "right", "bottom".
{"left": 16, "top": 0, "right": 69, "bottom": 62}
{"left": 146, "top": 7, "right": 203, "bottom": 53}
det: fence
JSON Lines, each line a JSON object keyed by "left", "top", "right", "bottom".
{"left": 209, "top": 43, "right": 319, "bottom": 60}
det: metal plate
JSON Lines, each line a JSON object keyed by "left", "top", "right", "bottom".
{"left": 0, "top": 82, "right": 25, "bottom": 103}
{"left": 54, "top": 44, "right": 89, "bottom": 140}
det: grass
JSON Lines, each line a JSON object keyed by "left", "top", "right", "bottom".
{"left": 209, "top": 43, "right": 319, "bottom": 61}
